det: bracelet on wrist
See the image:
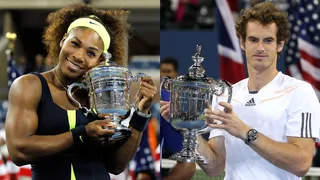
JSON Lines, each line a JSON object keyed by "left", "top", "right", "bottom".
{"left": 71, "top": 125, "right": 87, "bottom": 147}
{"left": 129, "top": 109, "right": 151, "bottom": 132}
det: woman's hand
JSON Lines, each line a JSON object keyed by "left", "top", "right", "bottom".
{"left": 136, "top": 77, "right": 157, "bottom": 113}
{"left": 85, "top": 119, "right": 116, "bottom": 145}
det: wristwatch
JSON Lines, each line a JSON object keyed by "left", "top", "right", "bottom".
{"left": 245, "top": 129, "right": 259, "bottom": 145}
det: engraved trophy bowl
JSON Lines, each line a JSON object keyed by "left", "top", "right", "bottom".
{"left": 160, "top": 45, "right": 232, "bottom": 164}
{"left": 67, "top": 53, "right": 147, "bottom": 141}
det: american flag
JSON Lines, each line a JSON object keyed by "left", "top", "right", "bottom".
{"left": 6, "top": 49, "right": 22, "bottom": 88}
{"left": 285, "top": 0, "right": 320, "bottom": 98}
{"left": 216, "top": 0, "right": 246, "bottom": 84}
{"left": 128, "top": 123, "right": 158, "bottom": 180}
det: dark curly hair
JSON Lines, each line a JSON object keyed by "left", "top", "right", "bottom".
{"left": 236, "top": 1, "right": 290, "bottom": 54}
{"left": 42, "top": 3, "right": 130, "bottom": 67}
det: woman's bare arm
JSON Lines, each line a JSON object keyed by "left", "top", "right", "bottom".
{"left": 5, "top": 75, "right": 74, "bottom": 166}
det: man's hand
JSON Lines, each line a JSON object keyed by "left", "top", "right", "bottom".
{"left": 205, "top": 102, "right": 251, "bottom": 140}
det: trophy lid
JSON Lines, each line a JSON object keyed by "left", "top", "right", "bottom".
{"left": 174, "top": 44, "right": 215, "bottom": 84}
{"left": 102, "top": 52, "right": 128, "bottom": 69}
{"left": 86, "top": 53, "right": 130, "bottom": 79}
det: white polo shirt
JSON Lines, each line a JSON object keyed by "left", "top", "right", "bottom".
{"left": 209, "top": 72, "right": 320, "bottom": 180}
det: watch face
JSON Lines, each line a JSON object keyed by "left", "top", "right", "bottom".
{"left": 249, "top": 129, "right": 258, "bottom": 136}
{"left": 247, "top": 129, "right": 259, "bottom": 144}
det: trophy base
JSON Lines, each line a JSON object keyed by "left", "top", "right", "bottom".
{"left": 169, "top": 151, "right": 209, "bottom": 164}
{"left": 109, "top": 125, "right": 132, "bottom": 141}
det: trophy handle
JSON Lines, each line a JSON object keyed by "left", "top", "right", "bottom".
{"left": 67, "top": 82, "right": 91, "bottom": 115}
{"left": 160, "top": 76, "right": 172, "bottom": 96}
{"left": 131, "top": 72, "right": 148, "bottom": 82}
{"left": 222, "top": 80, "right": 233, "bottom": 104}
{"left": 210, "top": 80, "right": 233, "bottom": 112}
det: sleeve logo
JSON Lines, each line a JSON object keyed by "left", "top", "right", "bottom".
{"left": 301, "top": 112, "right": 312, "bottom": 138}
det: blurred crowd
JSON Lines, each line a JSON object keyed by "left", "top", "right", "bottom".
{"left": 160, "top": 0, "right": 288, "bottom": 30}
{"left": 15, "top": 53, "right": 53, "bottom": 75}
{"left": 161, "top": 0, "right": 214, "bottom": 30}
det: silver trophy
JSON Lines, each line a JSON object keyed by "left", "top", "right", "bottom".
{"left": 160, "top": 45, "right": 232, "bottom": 164}
{"left": 68, "top": 53, "right": 146, "bottom": 141}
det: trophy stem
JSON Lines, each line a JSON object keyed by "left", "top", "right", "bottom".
{"left": 112, "top": 113, "right": 121, "bottom": 124}
{"left": 169, "top": 129, "right": 209, "bottom": 164}
{"left": 105, "top": 114, "right": 132, "bottom": 142}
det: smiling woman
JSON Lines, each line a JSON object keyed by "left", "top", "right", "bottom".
{"left": 4, "top": 3, "right": 157, "bottom": 180}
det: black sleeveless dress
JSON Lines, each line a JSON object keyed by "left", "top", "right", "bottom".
{"left": 30, "top": 72, "right": 111, "bottom": 180}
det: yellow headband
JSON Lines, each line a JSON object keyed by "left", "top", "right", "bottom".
{"left": 67, "top": 17, "right": 110, "bottom": 54}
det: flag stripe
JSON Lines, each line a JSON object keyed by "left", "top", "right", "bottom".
{"left": 19, "top": 166, "right": 32, "bottom": 177}
{"left": 220, "top": 56, "right": 246, "bottom": 84}
{"left": 287, "top": 63, "right": 303, "bottom": 80}
{"left": 300, "top": 50, "right": 320, "bottom": 69}
{"left": 301, "top": 70, "right": 320, "bottom": 90}
{"left": 218, "top": 45, "right": 243, "bottom": 64}
{"left": 300, "top": 58, "right": 320, "bottom": 82}
{"left": 298, "top": 37, "right": 320, "bottom": 59}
